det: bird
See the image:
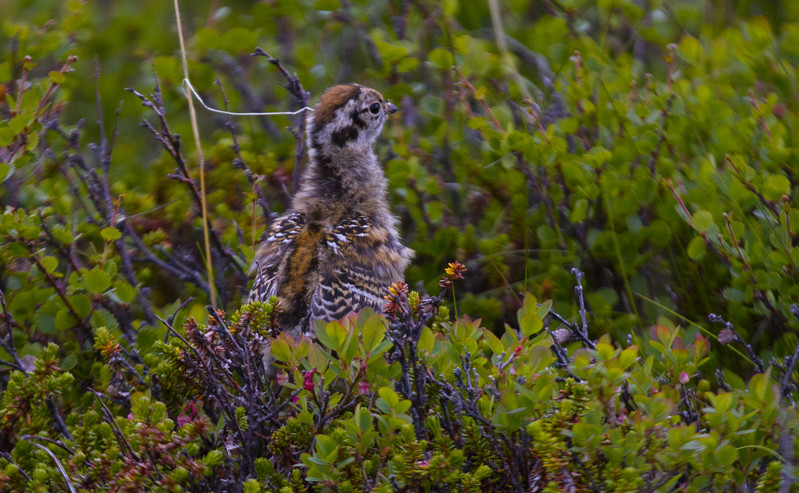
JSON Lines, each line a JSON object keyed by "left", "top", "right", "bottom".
{"left": 248, "top": 83, "right": 413, "bottom": 341}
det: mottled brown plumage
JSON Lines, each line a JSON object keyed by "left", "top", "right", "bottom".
{"left": 249, "top": 84, "right": 412, "bottom": 339}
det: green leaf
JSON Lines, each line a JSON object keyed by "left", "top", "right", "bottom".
{"left": 570, "top": 199, "right": 588, "bottom": 222}
{"left": 307, "top": 343, "right": 333, "bottom": 369}
{"left": 325, "top": 320, "right": 348, "bottom": 351}
{"left": 710, "top": 392, "right": 734, "bottom": 414}
{"left": 315, "top": 434, "right": 338, "bottom": 463}
{"left": 619, "top": 346, "right": 638, "bottom": 368}
{"left": 378, "top": 386, "right": 400, "bottom": 407}
{"left": 428, "top": 48, "right": 454, "bottom": 69}
{"left": 270, "top": 336, "right": 292, "bottom": 363}
{"left": 48, "top": 70, "right": 66, "bottom": 84}
{"left": 61, "top": 353, "right": 77, "bottom": 371}
{"left": 396, "top": 57, "right": 419, "bottom": 72}
{"left": 54, "top": 308, "right": 76, "bottom": 330}
{"left": 536, "top": 300, "right": 553, "bottom": 320}
{"left": 113, "top": 280, "right": 137, "bottom": 303}
{"left": 51, "top": 227, "right": 74, "bottom": 244}
{"left": 722, "top": 288, "right": 745, "bottom": 302}
{"left": 749, "top": 372, "right": 770, "bottom": 400}
{"left": 314, "top": 319, "right": 335, "bottom": 349}
{"left": 361, "top": 315, "right": 386, "bottom": 353}
{"left": 137, "top": 326, "right": 158, "bottom": 351}
{"left": 83, "top": 267, "right": 111, "bottom": 294}
{"left": 9, "top": 116, "right": 29, "bottom": 136}
{"left": 101, "top": 227, "right": 122, "bottom": 241}
{"left": 764, "top": 174, "right": 790, "bottom": 200}
{"left": 40, "top": 256, "right": 58, "bottom": 274}
{"left": 202, "top": 450, "right": 224, "bottom": 467}
{"left": 687, "top": 236, "right": 706, "bottom": 260}
{"left": 518, "top": 294, "right": 543, "bottom": 337}
{"left": 716, "top": 445, "right": 738, "bottom": 467}
{"left": 70, "top": 294, "right": 92, "bottom": 318}
{"left": 354, "top": 404, "right": 371, "bottom": 433}
{"left": 0, "top": 162, "right": 11, "bottom": 182}
{"left": 418, "top": 326, "right": 434, "bottom": 353}
{"left": 691, "top": 211, "right": 714, "bottom": 233}
{"left": 0, "top": 128, "right": 14, "bottom": 148}
{"left": 528, "top": 344, "right": 555, "bottom": 373}
{"left": 482, "top": 328, "right": 504, "bottom": 355}
{"left": 678, "top": 34, "right": 702, "bottom": 63}
{"left": 313, "top": 0, "right": 339, "bottom": 9}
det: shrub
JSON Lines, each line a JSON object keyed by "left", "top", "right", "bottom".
{"left": 2, "top": 273, "right": 798, "bottom": 491}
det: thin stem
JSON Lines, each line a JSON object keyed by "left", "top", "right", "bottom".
{"left": 708, "top": 313, "right": 765, "bottom": 373}
{"left": 173, "top": 0, "right": 216, "bottom": 308}
{"left": 453, "top": 66, "right": 505, "bottom": 133}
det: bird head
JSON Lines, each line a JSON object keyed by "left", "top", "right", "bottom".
{"left": 307, "top": 84, "right": 399, "bottom": 151}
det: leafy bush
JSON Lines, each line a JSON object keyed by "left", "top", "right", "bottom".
{"left": 2, "top": 275, "right": 797, "bottom": 491}
{"left": 2, "top": 0, "right": 799, "bottom": 491}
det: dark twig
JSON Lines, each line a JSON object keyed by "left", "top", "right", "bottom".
{"left": 0, "top": 288, "right": 26, "bottom": 372}
{"left": 96, "top": 90, "right": 158, "bottom": 327}
{"left": 781, "top": 305, "right": 799, "bottom": 399}
{"left": 21, "top": 440, "right": 77, "bottom": 493}
{"left": 46, "top": 398, "right": 73, "bottom": 441}
{"left": 571, "top": 268, "right": 589, "bottom": 336}
{"left": 20, "top": 434, "right": 74, "bottom": 456}
{"left": 333, "top": 0, "right": 384, "bottom": 66}
{"left": 0, "top": 452, "right": 31, "bottom": 482}
{"left": 127, "top": 78, "right": 246, "bottom": 286}
{"left": 124, "top": 223, "right": 211, "bottom": 294}
{"left": 708, "top": 313, "right": 765, "bottom": 373}
{"left": 215, "top": 78, "right": 271, "bottom": 223}
{"left": 163, "top": 297, "right": 195, "bottom": 343}
{"left": 251, "top": 48, "right": 311, "bottom": 194}
{"left": 453, "top": 66, "right": 504, "bottom": 133}
{"left": 541, "top": 270, "right": 597, "bottom": 350}
{"left": 724, "top": 155, "right": 782, "bottom": 222}
{"left": 49, "top": 107, "right": 159, "bottom": 330}
{"left": 90, "top": 389, "right": 139, "bottom": 460}
{"left": 36, "top": 212, "right": 141, "bottom": 345}
{"left": 27, "top": 245, "right": 93, "bottom": 347}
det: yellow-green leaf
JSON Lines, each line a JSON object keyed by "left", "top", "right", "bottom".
{"left": 101, "top": 227, "right": 122, "bottom": 241}
{"left": 270, "top": 336, "right": 292, "bottom": 363}
{"left": 83, "top": 267, "right": 111, "bottom": 294}
{"left": 48, "top": 70, "right": 66, "bottom": 84}
{"left": 691, "top": 211, "right": 714, "bottom": 233}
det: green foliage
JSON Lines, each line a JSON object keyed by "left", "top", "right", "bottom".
{"left": 3, "top": 0, "right": 799, "bottom": 490}
{"left": 7, "top": 294, "right": 796, "bottom": 491}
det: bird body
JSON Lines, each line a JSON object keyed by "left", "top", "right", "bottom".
{"left": 249, "top": 84, "right": 412, "bottom": 337}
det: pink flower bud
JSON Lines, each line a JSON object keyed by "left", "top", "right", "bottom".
{"left": 276, "top": 371, "right": 289, "bottom": 386}
{"left": 303, "top": 369, "right": 317, "bottom": 392}
{"left": 177, "top": 402, "right": 197, "bottom": 427}
{"left": 358, "top": 380, "right": 370, "bottom": 395}
{"left": 679, "top": 371, "right": 690, "bottom": 384}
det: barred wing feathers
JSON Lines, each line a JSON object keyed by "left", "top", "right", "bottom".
{"left": 311, "top": 213, "right": 405, "bottom": 322}
{"left": 248, "top": 212, "right": 306, "bottom": 304}
{"left": 310, "top": 263, "right": 387, "bottom": 321}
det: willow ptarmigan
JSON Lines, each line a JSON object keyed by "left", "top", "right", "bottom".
{"left": 248, "top": 84, "right": 413, "bottom": 337}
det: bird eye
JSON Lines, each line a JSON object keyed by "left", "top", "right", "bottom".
{"left": 369, "top": 102, "right": 381, "bottom": 114}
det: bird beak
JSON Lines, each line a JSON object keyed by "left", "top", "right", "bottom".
{"left": 387, "top": 102, "right": 399, "bottom": 114}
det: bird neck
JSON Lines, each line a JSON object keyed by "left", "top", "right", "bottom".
{"left": 292, "top": 141, "right": 391, "bottom": 222}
